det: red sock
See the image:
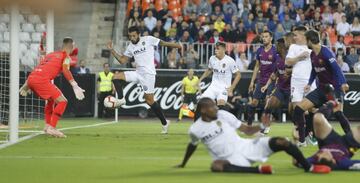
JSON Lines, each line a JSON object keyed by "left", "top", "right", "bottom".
{"left": 44, "top": 100, "right": 55, "bottom": 125}
{"left": 49, "top": 101, "right": 67, "bottom": 128}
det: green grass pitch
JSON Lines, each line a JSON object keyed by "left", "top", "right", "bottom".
{"left": 0, "top": 118, "right": 359, "bottom": 183}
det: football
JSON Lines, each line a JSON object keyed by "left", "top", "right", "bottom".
{"left": 103, "top": 95, "right": 117, "bottom": 108}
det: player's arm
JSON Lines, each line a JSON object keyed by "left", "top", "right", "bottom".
{"left": 63, "top": 56, "right": 85, "bottom": 100}
{"left": 107, "top": 41, "right": 129, "bottom": 64}
{"left": 327, "top": 56, "right": 349, "bottom": 93}
{"left": 228, "top": 70, "right": 241, "bottom": 96}
{"left": 199, "top": 68, "right": 212, "bottom": 83}
{"left": 175, "top": 133, "right": 199, "bottom": 168}
{"left": 159, "top": 40, "right": 182, "bottom": 49}
{"left": 261, "top": 73, "right": 277, "bottom": 93}
{"left": 249, "top": 60, "right": 259, "bottom": 92}
{"left": 238, "top": 123, "right": 266, "bottom": 136}
{"left": 285, "top": 47, "right": 310, "bottom": 66}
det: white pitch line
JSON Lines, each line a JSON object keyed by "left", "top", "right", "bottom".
{"left": 0, "top": 130, "right": 43, "bottom": 133}
{"left": 0, "top": 121, "right": 118, "bottom": 150}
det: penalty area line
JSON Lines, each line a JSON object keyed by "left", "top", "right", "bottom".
{"left": 0, "top": 121, "right": 118, "bottom": 150}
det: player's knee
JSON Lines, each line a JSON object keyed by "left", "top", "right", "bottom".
{"left": 211, "top": 160, "right": 229, "bottom": 172}
{"left": 313, "top": 113, "right": 324, "bottom": 126}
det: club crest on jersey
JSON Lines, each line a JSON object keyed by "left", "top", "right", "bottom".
{"left": 142, "top": 41, "right": 145, "bottom": 45}
{"left": 319, "top": 59, "right": 323, "bottom": 65}
{"left": 216, "top": 121, "right": 222, "bottom": 127}
{"left": 222, "top": 63, "right": 226, "bottom": 68}
{"left": 268, "top": 54, "right": 273, "bottom": 60}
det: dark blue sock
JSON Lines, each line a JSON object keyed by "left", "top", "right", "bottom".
{"left": 293, "top": 106, "right": 306, "bottom": 143}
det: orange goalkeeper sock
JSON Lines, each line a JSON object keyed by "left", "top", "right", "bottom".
{"left": 44, "top": 99, "right": 54, "bottom": 125}
{"left": 49, "top": 101, "right": 67, "bottom": 128}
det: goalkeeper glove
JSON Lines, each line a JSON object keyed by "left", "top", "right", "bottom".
{"left": 70, "top": 81, "right": 85, "bottom": 100}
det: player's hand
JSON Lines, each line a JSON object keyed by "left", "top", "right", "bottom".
{"left": 341, "top": 83, "right": 349, "bottom": 93}
{"left": 107, "top": 40, "right": 113, "bottom": 50}
{"left": 304, "top": 84, "right": 311, "bottom": 93}
{"left": 70, "top": 81, "right": 85, "bottom": 100}
{"left": 248, "top": 82, "right": 254, "bottom": 93}
{"left": 227, "top": 87, "right": 234, "bottom": 97}
{"left": 174, "top": 164, "right": 185, "bottom": 168}
{"left": 261, "top": 85, "right": 268, "bottom": 93}
{"left": 19, "top": 84, "right": 31, "bottom": 97}
{"left": 297, "top": 51, "right": 310, "bottom": 61}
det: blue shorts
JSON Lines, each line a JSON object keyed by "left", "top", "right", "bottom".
{"left": 319, "top": 130, "right": 360, "bottom": 149}
{"left": 305, "top": 88, "right": 344, "bottom": 108}
{"left": 271, "top": 87, "right": 290, "bottom": 105}
{"left": 253, "top": 82, "right": 275, "bottom": 100}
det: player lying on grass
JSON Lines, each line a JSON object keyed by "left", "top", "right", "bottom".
{"left": 293, "top": 101, "right": 360, "bottom": 171}
{"left": 19, "top": 37, "right": 85, "bottom": 138}
{"left": 175, "top": 97, "right": 330, "bottom": 174}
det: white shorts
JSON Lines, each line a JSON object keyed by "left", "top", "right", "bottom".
{"left": 201, "top": 84, "right": 228, "bottom": 102}
{"left": 290, "top": 78, "right": 316, "bottom": 103}
{"left": 124, "top": 71, "right": 156, "bottom": 94}
{"left": 227, "top": 137, "right": 273, "bottom": 166}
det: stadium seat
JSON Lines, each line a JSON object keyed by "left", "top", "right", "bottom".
{"left": 22, "top": 23, "right": 35, "bottom": 32}
{"left": 35, "top": 24, "right": 46, "bottom": 32}
{"left": 20, "top": 32, "right": 31, "bottom": 42}
{"left": 28, "top": 14, "right": 42, "bottom": 24}
{"left": 344, "top": 34, "right": 353, "bottom": 45}
{"left": 0, "top": 22, "right": 7, "bottom": 32}
{"left": 3, "top": 31, "right": 9, "bottom": 42}
{"left": 31, "top": 32, "right": 41, "bottom": 43}
{"left": 246, "top": 32, "right": 256, "bottom": 44}
{"left": 0, "top": 32, "right": 3, "bottom": 42}
{"left": 30, "top": 43, "right": 40, "bottom": 52}
{"left": 0, "top": 14, "right": 10, "bottom": 23}
{"left": 19, "top": 43, "right": 28, "bottom": 56}
{"left": 0, "top": 42, "right": 10, "bottom": 52}
{"left": 18, "top": 14, "right": 25, "bottom": 23}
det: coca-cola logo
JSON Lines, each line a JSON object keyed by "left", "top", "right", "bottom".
{"left": 344, "top": 91, "right": 360, "bottom": 105}
{"left": 121, "top": 81, "right": 211, "bottom": 110}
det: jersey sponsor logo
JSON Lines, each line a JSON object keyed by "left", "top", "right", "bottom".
{"left": 213, "top": 68, "right": 226, "bottom": 74}
{"left": 260, "top": 60, "right": 273, "bottom": 65}
{"left": 201, "top": 127, "right": 224, "bottom": 142}
{"left": 121, "top": 81, "right": 211, "bottom": 110}
{"left": 344, "top": 91, "right": 360, "bottom": 105}
{"left": 329, "top": 57, "right": 336, "bottom": 63}
{"left": 314, "top": 67, "right": 326, "bottom": 72}
{"left": 133, "top": 47, "right": 146, "bottom": 55}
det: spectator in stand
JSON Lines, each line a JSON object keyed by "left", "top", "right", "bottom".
{"left": 195, "top": 29, "right": 207, "bottom": 43}
{"left": 266, "top": 5, "right": 277, "bottom": 20}
{"left": 129, "top": 2, "right": 141, "bottom": 19}
{"left": 274, "top": 24, "right": 286, "bottom": 41}
{"left": 223, "top": 0, "right": 238, "bottom": 16}
{"left": 336, "top": 15, "right": 351, "bottom": 36}
{"left": 233, "top": 21, "right": 247, "bottom": 43}
{"left": 212, "top": 5, "right": 224, "bottom": 17}
{"left": 290, "top": 0, "right": 304, "bottom": 9}
{"left": 321, "top": 6, "right": 333, "bottom": 25}
{"left": 208, "top": 30, "right": 224, "bottom": 43}
{"left": 162, "top": 11, "right": 174, "bottom": 31}
{"left": 205, "top": 23, "right": 215, "bottom": 40}
{"left": 128, "top": 11, "right": 141, "bottom": 29}
{"left": 255, "top": 11, "right": 267, "bottom": 34}
{"left": 138, "top": 20, "right": 150, "bottom": 35}
{"left": 333, "top": 3, "right": 345, "bottom": 25}
{"left": 345, "top": 47, "right": 359, "bottom": 71}
{"left": 320, "top": 31, "right": 331, "bottom": 47}
{"left": 214, "top": 16, "right": 226, "bottom": 33}
{"left": 230, "top": 15, "right": 238, "bottom": 30}
{"left": 142, "top": 30, "right": 150, "bottom": 36}
{"left": 167, "top": 22, "right": 177, "bottom": 37}
{"left": 346, "top": 1, "right": 360, "bottom": 23}
{"left": 354, "top": 56, "right": 360, "bottom": 74}
{"left": 334, "top": 35, "right": 347, "bottom": 54}
{"left": 278, "top": 0, "right": 287, "bottom": 15}
{"left": 197, "top": 0, "right": 212, "bottom": 15}
{"left": 167, "top": 48, "right": 180, "bottom": 69}
{"left": 244, "top": 12, "right": 256, "bottom": 32}
{"left": 238, "top": 0, "right": 251, "bottom": 19}
{"left": 304, "top": 0, "right": 316, "bottom": 20}
{"left": 282, "top": 14, "right": 294, "bottom": 32}
{"left": 296, "top": 13, "right": 308, "bottom": 26}
{"left": 179, "top": 31, "right": 194, "bottom": 44}
{"left": 144, "top": 11, "right": 157, "bottom": 32}
{"left": 337, "top": 47, "right": 346, "bottom": 58}
{"left": 189, "top": 20, "right": 202, "bottom": 40}
{"left": 337, "top": 55, "right": 350, "bottom": 73}
{"left": 183, "top": 0, "right": 198, "bottom": 16}
{"left": 182, "top": 44, "right": 199, "bottom": 69}
{"left": 72, "top": 60, "right": 90, "bottom": 74}
{"left": 350, "top": 17, "right": 360, "bottom": 36}
{"left": 188, "top": 13, "right": 198, "bottom": 28}
{"left": 224, "top": 7, "right": 236, "bottom": 24}
{"left": 143, "top": 3, "right": 157, "bottom": 19}
{"left": 309, "top": 11, "right": 322, "bottom": 30}
{"left": 177, "top": 21, "right": 190, "bottom": 40}
{"left": 156, "top": 3, "right": 168, "bottom": 20}
{"left": 165, "top": 28, "right": 178, "bottom": 42}
{"left": 268, "top": 14, "right": 280, "bottom": 32}
{"left": 220, "top": 24, "right": 233, "bottom": 43}
{"left": 231, "top": 51, "right": 249, "bottom": 72}
{"left": 151, "top": 20, "right": 166, "bottom": 39}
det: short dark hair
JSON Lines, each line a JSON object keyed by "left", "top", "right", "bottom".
{"left": 63, "top": 37, "right": 73, "bottom": 44}
{"left": 197, "top": 97, "right": 215, "bottom": 113}
{"left": 285, "top": 32, "right": 295, "bottom": 38}
{"left": 215, "top": 41, "right": 226, "bottom": 48}
{"left": 305, "top": 30, "right": 320, "bottom": 44}
{"left": 103, "top": 63, "right": 110, "bottom": 67}
{"left": 294, "top": 26, "right": 308, "bottom": 32}
{"left": 262, "top": 30, "right": 273, "bottom": 37}
{"left": 128, "top": 26, "right": 140, "bottom": 34}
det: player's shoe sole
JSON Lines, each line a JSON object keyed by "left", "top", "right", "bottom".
{"left": 310, "top": 165, "right": 331, "bottom": 174}
{"left": 259, "top": 165, "right": 273, "bottom": 174}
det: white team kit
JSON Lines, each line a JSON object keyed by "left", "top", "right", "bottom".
{"left": 286, "top": 44, "right": 316, "bottom": 102}
{"left": 190, "top": 110, "right": 273, "bottom": 166}
{"left": 123, "top": 36, "right": 159, "bottom": 94}
{"left": 201, "top": 55, "right": 239, "bottom": 102}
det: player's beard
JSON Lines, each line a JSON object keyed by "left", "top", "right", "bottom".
{"left": 131, "top": 38, "right": 140, "bottom": 44}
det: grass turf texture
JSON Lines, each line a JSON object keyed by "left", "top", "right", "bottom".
{"left": 0, "top": 118, "right": 359, "bottom": 183}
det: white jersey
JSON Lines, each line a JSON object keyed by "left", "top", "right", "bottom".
{"left": 190, "top": 110, "right": 246, "bottom": 160}
{"left": 286, "top": 44, "right": 312, "bottom": 80}
{"left": 124, "top": 36, "right": 160, "bottom": 75}
{"left": 208, "top": 55, "right": 239, "bottom": 87}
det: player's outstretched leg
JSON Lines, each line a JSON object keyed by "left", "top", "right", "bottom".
{"left": 145, "top": 94, "right": 169, "bottom": 134}
{"left": 112, "top": 72, "right": 127, "bottom": 106}
{"left": 247, "top": 100, "right": 258, "bottom": 126}
{"left": 269, "top": 137, "right": 330, "bottom": 174}
{"left": 211, "top": 160, "right": 272, "bottom": 174}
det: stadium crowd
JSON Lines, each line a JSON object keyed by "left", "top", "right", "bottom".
{"left": 125, "top": 0, "right": 360, "bottom": 73}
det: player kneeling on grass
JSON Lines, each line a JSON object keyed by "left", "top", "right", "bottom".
{"left": 19, "top": 37, "right": 85, "bottom": 138}
{"left": 175, "top": 97, "right": 330, "bottom": 174}
{"left": 293, "top": 101, "right": 360, "bottom": 171}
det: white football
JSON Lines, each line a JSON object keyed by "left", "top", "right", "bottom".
{"left": 103, "top": 95, "right": 117, "bottom": 108}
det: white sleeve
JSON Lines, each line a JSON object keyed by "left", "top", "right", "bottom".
{"left": 285, "top": 45, "right": 296, "bottom": 58}
{"left": 123, "top": 46, "right": 133, "bottom": 57}
{"left": 208, "top": 56, "right": 214, "bottom": 69}
{"left": 189, "top": 128, "right": 200, "bottom": 145}
{"left": 218, "top": 110, "right": 242, "bottom": 129}
{"left": 230, "top": 59, "right": 239, "bottom": 73}
{"left": 146, "top": 36, "right": 160, "bottom": 46}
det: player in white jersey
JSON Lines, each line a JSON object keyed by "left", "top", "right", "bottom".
{"left": 285, "top": 26, "right": 317, "bottom": 146}
{"left": 107, "top": 26, "right": 182, "bottom": 134}
{"left": 195, "top": 42, "right": 241, "bottom": 120}
{"left": 174, "top": 98, "right": 331, "bottom": 174}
